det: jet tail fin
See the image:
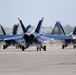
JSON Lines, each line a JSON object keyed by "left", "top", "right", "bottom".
{"left": 51, "top": 21, "right": 65, "bottom": 35}
{"left": 0, "top": 25, "right": 6, "bottom": 35}
{"left": 25, "top": 25, "right": 31, "bottom": 31}
{"left": 18, "top": 18, "right": 27, "bottom": 33}
{"left": 12, "top": 23, "right": 19, "bottom": 35}
{"left": 35, "top": 17, "right": 44, "bottom": 33}
{"left": 73, "top": 26, "right": 76, "bottom": 35}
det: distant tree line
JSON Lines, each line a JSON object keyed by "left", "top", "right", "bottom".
{"left": 64, "top": 24, "right": 74, "bottom": 34}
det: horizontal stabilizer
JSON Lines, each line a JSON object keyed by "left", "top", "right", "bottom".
{"left": 25, "top": 25, "right": 31, "bottom": 31}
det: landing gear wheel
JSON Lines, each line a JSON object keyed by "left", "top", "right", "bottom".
{"left": 22, "top": 46, "right": 25, "bottom": 51}
{"left": 37, "top": 47, "right": 41, "bottom": 51}
{"left": 37, "top": 47, "right": 38, "bottom": 51}
{"left": 62, "top": 45, "right": 64, "bottom": 49}
{"left": 73, "top": 45, "right": 76, "bottom": 49}
{"left": 3, "top": 45, "right": 6, "bottom": 49}
{"left": 20, "top": 45, "right": 22, "bottom": 49}
{"left": 44, "top": 46, "right": 46, "bottom": 51}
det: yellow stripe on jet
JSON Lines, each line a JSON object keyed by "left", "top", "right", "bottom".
{"left": 72, "top": 36, "right": 76, "bottom": 39}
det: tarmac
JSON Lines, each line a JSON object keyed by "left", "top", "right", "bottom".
{"left": 0, "top": 46, "right": 76, "bottom": 75}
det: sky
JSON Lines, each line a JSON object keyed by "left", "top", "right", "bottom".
{"left": 0, "top": 0, "right": 76, "bottom": 28}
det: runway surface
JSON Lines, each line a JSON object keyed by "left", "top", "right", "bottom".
{"left": 0, "top": 46, "right": 76, "bottom": 75}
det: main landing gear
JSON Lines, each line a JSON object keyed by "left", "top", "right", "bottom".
{"left": 22, "top": 46, "right": 25, "bottom": 51}
{"left": 62, "top": 44, "right": 76, "bottom": 49}
{"left": 21, "top": 42, "right": 46, "bottom": 51}
{"left": 3, "top": 45, "right": 7, "bottom": 49}
{"left": 73, "top": 45, "right": 76, "bottom": 49}
{"left": 37, "top": 45, "right": 46, "bottom": 51}
{"left": 36, "top": 42, "right": 46, "bottom": 51}
{"left": 62, "top": 44, "right": 68, "bottom": 49}
{"left": 21, "top": 44, "right": 30, "bottom": 51}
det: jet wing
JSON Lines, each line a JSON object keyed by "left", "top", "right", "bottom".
{"left": 4, "top": 35, "right": 24, "bottom": 41}
{"left": 0, "top": 34, "right": 23, "bottom": 41}
{"left": 3, "top": 33, "right": 74, "bottom": 42}
{"left": 40, "top": 34, "right": 73, "bottom": 40}
{"left": 30, "top": 33, "right": 73, "bottom": 41}
{"left": 36, "top": 34, "right": 51, "bottom": 40}
{"left": 3, "top": 34, "right": 50, "bottom": 41}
